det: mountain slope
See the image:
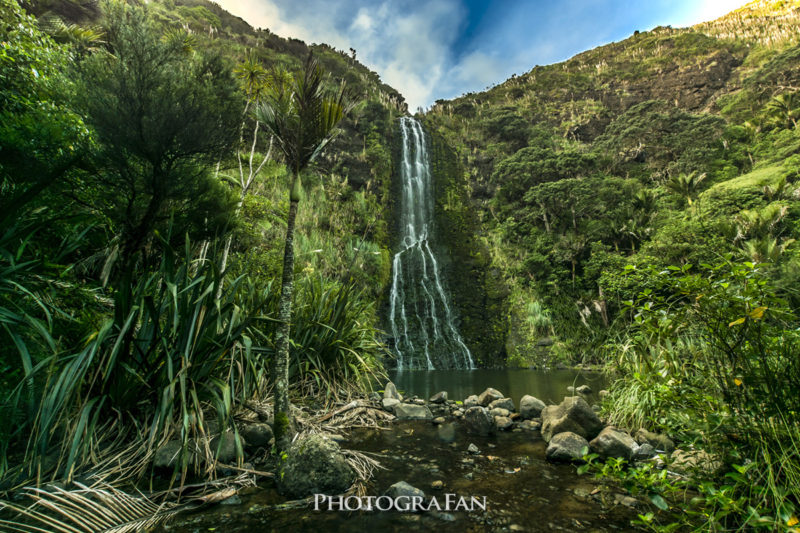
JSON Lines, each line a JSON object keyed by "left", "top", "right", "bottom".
{"left": 423, "top": 0, "right": 800, "bottom": 365}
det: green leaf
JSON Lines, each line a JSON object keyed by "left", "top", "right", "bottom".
{"left": 649, "top": 494, "right": 669, "bottom": 511}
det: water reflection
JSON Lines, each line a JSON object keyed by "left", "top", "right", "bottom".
{"left": 389, "top": 369, "right": 606, "bottom": 406}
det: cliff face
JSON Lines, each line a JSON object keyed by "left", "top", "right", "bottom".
{"left": 423, "top": 0, "right": 800, "bottom": 365}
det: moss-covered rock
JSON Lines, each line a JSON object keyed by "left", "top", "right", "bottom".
{"left": 278, "top": 434, "right": 356, "bottom": 498}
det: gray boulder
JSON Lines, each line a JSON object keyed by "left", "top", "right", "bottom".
{"left": 589, "top": 426, "right": 637, "bottom": 460}
{"left": 576, "top": 385, "right": 592, "bottom": 394}
{"left": 385, "top": 481, "right": 425, "bottom": 501}
{"left": 279, "top": 434, "right": 355, "bottom": 498}
{"left": 394, "top": 403, "right": 433, "bottom": 420}
{"left": 488, "top": 397, "right": 515, "bottom": 412}
{"left": 635, "top": 428, "right": 675, "bottom": 453}
{"left": 671, "top": 449, "right": 721, "bottom": 475}
{"left": 153, "top": 440, "right": 193, "bottom": 469}
{"left": 467, "top": 443, "right": 480, "bottom": 454}
{"left": 382, "top": 397, "right": 400, "bottom": 413}
{"left": 478, "top": 388, "right": 504, "bottom": 407}
{"left": 494, "top": 416, "right": 513, "bottom": 430}
{"left": 384, "top": 381, "right": 402, "bottom": 401}
{"left": 489, "top": 407, "right": 510, "bottom": 418}
{"left": 429, "top": 391, "right": 448, "bottom": 403}
{"left": 545, "top": 432, "right": 589, "bottom": 463}
{"left": 211, "top": 431, "right": 240, "bottom": 463}
{"left": 519, "top": 419, "right": 541, "bottom": 431}
{"left": 633, "top": 443, "right": 657, "bottom": 461}
{"left": 463, "top": 395, "right": 480, "bottom": 408}
{"left": 519, "top": 395, "right": 546, "bottom": 419}
{"left": 541, "top": 396, "right": 603, "bottom": 442}
{"left": 240, "top": 423, "right": 273, "bottom": 448}
{"left": 463, "top": 406, "right": 495, "bottom": 436}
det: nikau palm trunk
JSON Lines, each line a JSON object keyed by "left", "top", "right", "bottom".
{"left": 273, "top": 183, "right": 299, "bottom": 449}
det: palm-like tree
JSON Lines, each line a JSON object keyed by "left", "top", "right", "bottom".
{"left": 254, "top": 53, "right": 349, "bottom": 449}
{"left": 665, "top": 171, "right": 707, "bottom": 206}
{"left": 766, "top": 92, "right": 799, "bottom": 130}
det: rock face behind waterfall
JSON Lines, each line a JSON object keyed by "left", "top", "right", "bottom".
{"left": 388, "top": 117, "right": 474, "bottom": 370}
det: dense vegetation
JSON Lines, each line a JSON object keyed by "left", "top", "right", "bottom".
{"left": 2, "top": 0, "right": 800, "bottom": 530}
{"left": 425, "top": 0, "right": 800, "bottom": 529}
{"left": 0, "top": 0, "right": 402, "bottom": 488}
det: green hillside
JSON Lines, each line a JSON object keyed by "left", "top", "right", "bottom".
{"left": 424, "top": 0, "right": 800, "bottom": 366}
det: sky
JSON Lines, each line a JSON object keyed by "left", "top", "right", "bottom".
{"left": 214, "top": 0, "right": 749, "bottom": 110}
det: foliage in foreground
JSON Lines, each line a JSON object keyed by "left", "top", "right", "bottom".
{"left": 594, "top": 259, "right": 800, "bottom": 531}
{"left": 0, "top": 0, "right": 391, "bottom": 488}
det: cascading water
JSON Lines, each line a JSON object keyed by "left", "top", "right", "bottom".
{"left": 389, "top": 117, "right": 474, "bottom": 371}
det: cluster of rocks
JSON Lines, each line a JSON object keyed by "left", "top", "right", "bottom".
{"left": 376, "top": 382, "right": 677, "bottom": 467}
{"left": 376, "top": 383, "right": 550, "bottom": 436}
{"left": 152, "top": 421, "right": 275, "bottom": 470}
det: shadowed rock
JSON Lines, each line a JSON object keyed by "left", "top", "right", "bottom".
{"left": 541, "top": 396, "right": 603, "bottom": 442}
{"left": 590, "top": 426, "right": 637, "bottom": 460}
{"left": 546, "top": 432, "right": 589, "bottom": 463}
{"left": 278, "top": 434, "right": 355, "bottom": 498}
{"left": 463, "top": 406, "right": 495, "bottom": 436}
{"left": 519, "top": 395, "right": 546, "bottom": 419}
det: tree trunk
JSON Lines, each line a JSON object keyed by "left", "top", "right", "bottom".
{"left": 273, "top": 193, "right": 299, "bottom": 451}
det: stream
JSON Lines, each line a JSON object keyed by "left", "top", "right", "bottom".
{"left": 159, "top": 369, "right": 637, "bottom": 533}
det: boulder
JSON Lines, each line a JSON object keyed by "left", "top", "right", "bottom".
{"left": 489, "top": 408, "right": 510, "bottom": 418}
{"left": 394, "top": 403, "right": 433, "bottom": 420}
{"left": 429, "top": 391, "right": 448, "bottom": 404}
{"left": 519, "top": 419, "right": 541, "bottom": 431}
{"left": 634, "top": 428, "right": 675, "bottom": 453}
{"left": 478, "top": 388, "right": 504, "bottom": 406}
{"left": 576, "top": 385, "right": 592, "bottom": 394}
{"left": 211, "top": 431, "right": 240, "bottom": 464}
{"left": 519, "top": 396, "right": 546, "bottom": 419}
{"left": 467, "top": 443, "right": 480, "bottom": 454}
{"left": 545, "top": 432, "right": 589, "bottom": 463}
{"left": 671, "top": 449, "right": 722, "bottom": 475}
{"left": 519, "top": 395, "right": 546, "bottom": 419}
{"left": 598, "top": 390, "right": 609, "bottom": 399}
{"left": 463, "top": 406, "right": 495, "bottom": 436}
{"left": 240, "top": 423, "right": 273, "bottom": 448}
{"left": 495, "top": 416, "right": 513, "bottom": 430}
{"left": 463, "top": 395, "right": 480, "bottom": 408}
{"left": 384, "top": 381, "right": 402, "bottom": 401}
{"left": 385, "top": 481, "right": 425, "bottom": 501}
{"left": 432, "top": 416, "right": 446, "bottom": 425}
{"left": 633, "top": 443, "right": 657, "bottom": 461}
{"left": 153, "top": 440, "right": 192, "bottom": 469}
{"left": 488, "top": 397, "right": 515, "bottom": 412}
{"left": 382, "top": 397, "right": 400, "bottom": 413}
{"left": 278, "top": 434, "right": 355, "bottom": 498}
{"left": 589, "top": 427, "right": 637, "bottom": 460}
{"left": 541, "top": 396, "right": 603, "bottom": 442}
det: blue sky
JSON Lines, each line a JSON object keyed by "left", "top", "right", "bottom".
{"left": 215, "top": 0, "right": 748, "bottom": 110}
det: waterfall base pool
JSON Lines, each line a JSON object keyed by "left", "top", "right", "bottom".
{"left": 388, "top": 368, "right": 608, "bottom": 406}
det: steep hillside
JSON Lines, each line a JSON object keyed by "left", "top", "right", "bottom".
{"left": 424, "top": 0, "right": 800, "bottom": 365}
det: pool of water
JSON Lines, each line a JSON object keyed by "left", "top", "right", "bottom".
{"left": 389, "top": 368, "right": 607, "bottom": 406}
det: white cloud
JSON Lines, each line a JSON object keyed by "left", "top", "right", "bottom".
{"left": 215, "top": 0, "right": 464, "bottom": 110}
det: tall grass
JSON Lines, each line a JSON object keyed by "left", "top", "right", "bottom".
{"left": 601, "top": 260, "right": 800, "bottom": 529}
{"left": 254, "top": 276, "right": 387, "bottom": 401}
{"left": 3, "top": 236, "right": 271, "bottom": 485}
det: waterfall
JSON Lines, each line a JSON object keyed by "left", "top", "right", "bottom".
{"left": 389, "top": 117, "right": 474, "bottom": 370}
